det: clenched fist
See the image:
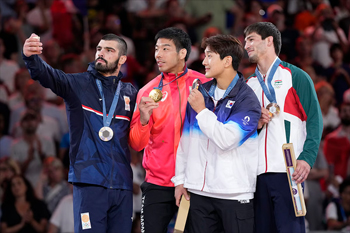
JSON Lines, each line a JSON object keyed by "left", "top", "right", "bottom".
{"left": 23, "top": 33, "right": 42, "bottom": 57}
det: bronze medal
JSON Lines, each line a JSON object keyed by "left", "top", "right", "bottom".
{"left": 266, "top": 103, "right": 280, "bottom": 118}
{"left": 149, "top": 89, "right": 163, "bottom": 103}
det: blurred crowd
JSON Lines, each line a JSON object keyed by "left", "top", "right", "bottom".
{"left": 0, "top": 0, "right": 350, "bottom": 232}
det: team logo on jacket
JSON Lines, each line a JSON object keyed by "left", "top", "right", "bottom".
{"left": 124, "top": 96, "right": 130, "bottom": 111}
{"left": 226, "top": 100, "right": 235, "bottom": 108}
{"left": 274, "top": 80, "right": 282, "bottom": 88}
{"left": 161, "top": 91, "right": 168, "bottom": 102}
{"left": 242, "top": 116, "right": 250, "bottom": 125}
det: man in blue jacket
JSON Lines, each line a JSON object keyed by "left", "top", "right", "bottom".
{"left": 23, "top": 33, "right": 137, "bottom": 233}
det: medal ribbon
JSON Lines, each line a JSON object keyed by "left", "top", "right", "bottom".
{"left": 207, "top": 73, "right": 239, "bottom": 100}
{"left": 95, "top": 79, "right": 121, "bottom": 127}
{"left": 255, "top": 58, "right": 281, "bottom": 103}
{"left": 154, "top": 68, "right": 188, "bottom": 90}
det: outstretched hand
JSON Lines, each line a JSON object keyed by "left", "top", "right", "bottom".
{"left": 23, "top": 33, "right": 42, "bottom": 57}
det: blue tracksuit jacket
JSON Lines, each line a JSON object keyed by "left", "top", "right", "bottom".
{"left": 23, "top": 54, "right": 137, "bottom": 191}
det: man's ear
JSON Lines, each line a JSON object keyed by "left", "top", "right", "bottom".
{"left": 179, "top": 48, "right": 187, "bottom": 60}
{"left": 267, "top": 36, "right": 274, "bottom": 47}
{"left": 224, "top": 56, "right": 232, "bottom": 68}
{"left": 118, "top": 55, "right": 127, "bottom": 65}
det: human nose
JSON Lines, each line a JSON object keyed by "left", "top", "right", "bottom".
{"left": 244, "top": 42, "right": 249, "bottom": 51}
{"left": 202, "top": 56, "right": 208, "bottom": 66}
{"left": 155, "top": 49, "right": 162, "bottom": 59}
{"left": 97, "top": 50, "right": 104, "bottom": 58}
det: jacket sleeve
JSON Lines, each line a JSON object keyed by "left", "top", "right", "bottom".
{"left": 196, "top": 95, "right": 261, "bottom": 151}
{"left": 171, "top": 103, "right": 192, "bottom": 186}
{"left": 128, "top": 89, "right": 152, "bottom": 151}
{"left": 23, "top": 54, "right": 75, "bottom": 98}
{"left": 291, "top": 69, "right": 323, "bottom": 168}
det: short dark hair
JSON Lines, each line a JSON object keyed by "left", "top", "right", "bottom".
{"left": 244, "top": 22, "right": 281, "bottom": 56}
{"left": 339, "top": 177, "right": 350, "bottom": 194}
{"left": 201, "top": 34, "right": 243, "bottom": 71}
{"left": 101, "top": 33, "right": 127, "bottom": 56}
{"left": 330, "top": 43, "right": 342, "bottom": 55}
{"left": 155, "top": 27, "right": 191, "bottom": 61}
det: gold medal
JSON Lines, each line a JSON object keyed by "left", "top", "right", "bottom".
{"left": 149, "top": 89, "right": 163, "bottom": 102}
{"left": 266, "top": 103, "right": 280, "bottom": 118}
{"left": 99, "top": 126, "right": 114, "bottom": 141}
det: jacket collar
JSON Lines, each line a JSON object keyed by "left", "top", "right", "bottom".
{"left": 88, "top": 62, "right": 123, "bottom": 85}
{"left": 202, "top": 72, "right": 244, "bottom": 99}
{"left": 162, "top": 66, "right": 187, "bottom": 81}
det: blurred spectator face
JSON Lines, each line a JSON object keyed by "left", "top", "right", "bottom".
{"left": 244, "top": 13, "right": 260, "bottom": 27}
{"left": 105, "top": 15, "right": 121, "bottom": 34}
{"left": 166, "top": 0, "right": 182, "bottom": 18}
{"left": 43, "top": 40, "right": 61, "bottom": 62}
{"left": 47, "top": 159, "right": 64, "bottom": 183}
{"left": 250, "top": 0, "right": 264, "bottom": 16}
{"left": 296, "top": 37, "right": 312, "bottom": 57}
{"left": 330, "top": 47, "right": 343, "bottom": 63}
{"left": 340, "top": 104, "right": 350, "bottom": 126}
{"left": 203, "top": 27, "right": 221, "bottom": 38}
{"left": 315, "top": 81, "right": 335, "bottom": 108}
{"left": 14, "top": 69, "right": 31, "bottom": 93}
{"left": 11, "top": 176, "right": 27, "bottom": 198}
{"left": 20, "top": 112, "right": 39, "bottom": 135}
{"left": 302, "top": 66, "right": 318, "bottom": 83}
{"left": 0, "top": 161, "right": 14, "bottom": 183}
{"left": 0, "top": 158, "right": 20, "bottom": 184}
{"left": 24, "top": 80, "right": 45, "bottom": 112}
{"left": 341, "top": 185, "right": 350, "bottom": 205}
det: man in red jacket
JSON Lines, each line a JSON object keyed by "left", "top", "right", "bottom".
{"left": 129, "top": 27, "right": 206, "bottom": 232}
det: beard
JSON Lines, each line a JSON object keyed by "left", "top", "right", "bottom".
{"left": 95, "top": 57, "right": 120, "bottom": 74}
{"left": 248, "top": 54, "right": 258, "bottom": 63}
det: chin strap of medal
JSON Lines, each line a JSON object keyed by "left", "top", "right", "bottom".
{"left": 255, "top": 58, "right": 281, "bottom": 118}
{"left": 149, "top": 68, "right": 189, "bottom": 102}
{"left": 96, "top": 79, "right": 121, "bottom": 141}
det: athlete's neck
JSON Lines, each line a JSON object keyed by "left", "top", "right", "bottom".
{"left": 257, "top": 55, "right": 278, "bottom": 75}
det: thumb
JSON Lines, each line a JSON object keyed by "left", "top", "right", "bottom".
{"left": 183, "top": 191, "right": 190, "bottom": 201}
{"left": 30, "top": 33, "right": 39, "bottom": 38}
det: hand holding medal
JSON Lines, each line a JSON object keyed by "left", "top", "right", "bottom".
{"left": 266, "top": 102, "right": 280, "bottom": 118}
{"left": 149, "top": 88, "right": 163, "bottom": 103}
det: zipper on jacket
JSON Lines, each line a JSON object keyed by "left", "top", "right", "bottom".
{"left": 201, "top": 96, "right": 216, "bottom": 191}
{"left": 176, "top": 79, "right": 183, "bottom": 136}
{"left": 201, "top": 161, "right": 208, "bottom": 191}
{"left": 262, "top": 89, "right": 268, "bottom": 173}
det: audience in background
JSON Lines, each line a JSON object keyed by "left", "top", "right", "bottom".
{"left": 1, "top": 174, "right": 50, "bottom": 233}
{"left": 1, "top": 1, "right": 350, "bottom": 232}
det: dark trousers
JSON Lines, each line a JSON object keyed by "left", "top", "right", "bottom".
{"left": 188, "top": 192, "right": 254, "bottom": 233}
{"left": 254, "top": 173, "right": 305, "bottom": 233}
{"left": 140, "top": 181, "right": 179, "bottom": 233}
{"left": 73, "top": 183, "right": 132, "bottom": 233}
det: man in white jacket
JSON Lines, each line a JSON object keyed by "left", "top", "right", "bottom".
{"left": 172, "top": 34, "right": 261, "bottom": 232}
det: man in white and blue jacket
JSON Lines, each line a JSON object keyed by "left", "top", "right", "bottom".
{"left": 172, "top": 35, "right": 261, "bottom": 232}
{"left": 22, "top": 33, "right": 137, "bottom": 232}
